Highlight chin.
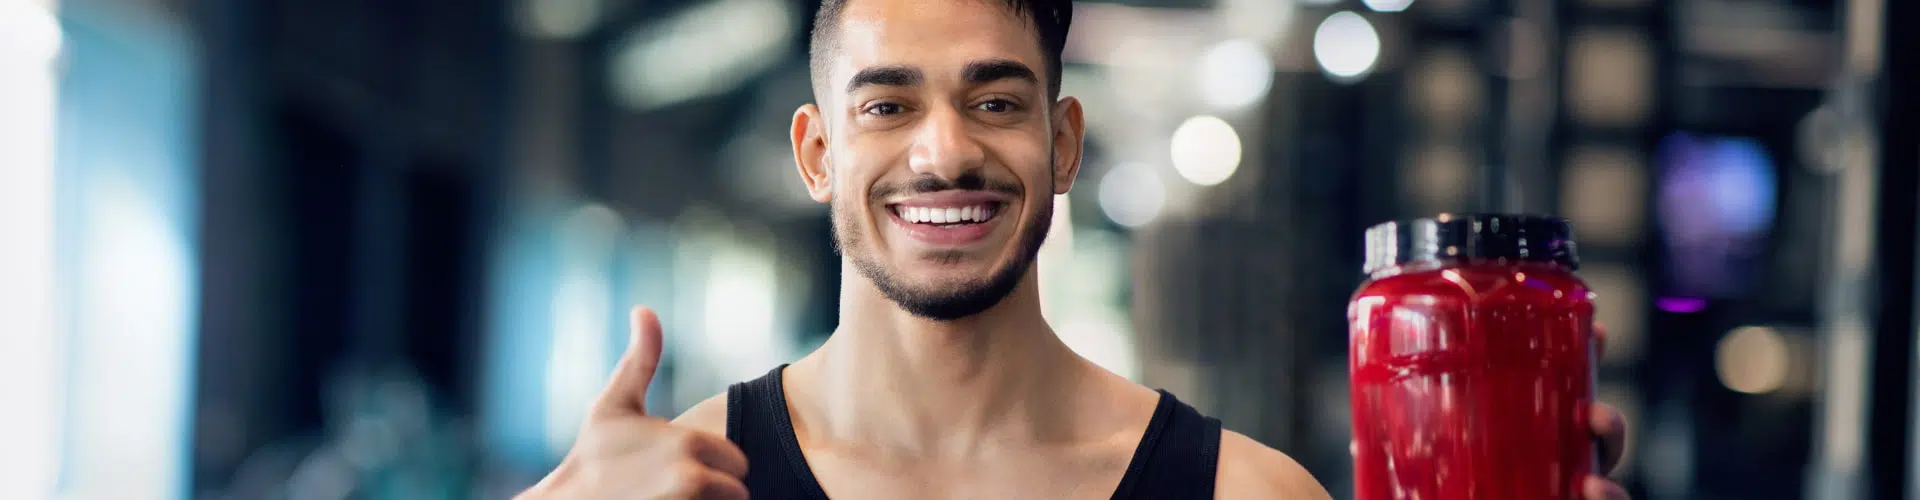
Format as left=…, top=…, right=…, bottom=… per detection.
left=864, top=251, right=1031, bottom=321
left=834, top=193, right=1051, bottom=321
left=903, top=267, right=1001, bottom=291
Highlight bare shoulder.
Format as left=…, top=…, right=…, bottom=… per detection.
left=1214, top=429, right=1333, bottom=499
left=668, top=392, right=730, bottom=435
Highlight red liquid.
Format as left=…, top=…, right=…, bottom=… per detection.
left=1349, top=261, right=1596, bottom=500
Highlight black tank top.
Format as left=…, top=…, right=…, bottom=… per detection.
left=725, top=365, right=1223, bottom=499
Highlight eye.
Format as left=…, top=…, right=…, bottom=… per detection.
left=975, top=99, right=1018, bottom=113
left=865, top=102, right=905, bottom=116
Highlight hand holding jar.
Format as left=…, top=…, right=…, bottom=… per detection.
left=1349, top=214, right=1630, bottom=500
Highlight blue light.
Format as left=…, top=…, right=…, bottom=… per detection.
left=1655, top=132, right=1780, bottom=298
left=52, top=3, right=203, bottom=498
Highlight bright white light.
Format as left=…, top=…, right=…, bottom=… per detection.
left=1059, top=316, right=1139, bottom=382
left=1364, top=0, right=1415, bottom=13
left=1099, top=163, right=1166, bottom=228
left=68, top=174, right=198, bottom=500
left=517, top=0, right=602, bottom=39
left=1037, top=194, right=1075, bottom=320
left=1313, top=11, right=1382, bottom=81
left=0, top=1, right=63, bottom=65
left=1716, top=325, right=1791, bottom=394
left=1197, top=39, right=1274, bottom=111
left=544, top=274, right=610, bottom=453
left=702, top=244, right=779, bottom=380
left=610, top=0, right=795, bottom=109
left=1169, top=115, right=1243, bottom=186
left=0, top=2, right=61, bottom=497
left=545, top=204, right=622, bottom=455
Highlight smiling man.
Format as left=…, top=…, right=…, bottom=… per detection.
left=521, top=1, right=1633, bottom=498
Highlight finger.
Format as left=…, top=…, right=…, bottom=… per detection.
left=592, top=306, right=665, bottom=417
left=1584, top=476, right=1630, bottom=500
left=1592, top=403, right=1627, bottom=473
left=1594, top=321, right=1609, bottom=358
left=689, top=430, right=751, bottom=479
left=690, top=467, right=750, bottom=500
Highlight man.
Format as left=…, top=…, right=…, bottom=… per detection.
left=521, top=0, right=1634, bottom=498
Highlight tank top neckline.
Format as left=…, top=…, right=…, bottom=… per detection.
left=725, top=364, right=1221, bottom=499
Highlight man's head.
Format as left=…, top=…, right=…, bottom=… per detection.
left=809, top=0, right=1071, bottom=103
left=789, top=0, right=1084, bottom=321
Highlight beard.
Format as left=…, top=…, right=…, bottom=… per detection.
left=831, top=173, right=1052, bottom=321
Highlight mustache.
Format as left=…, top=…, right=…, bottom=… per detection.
left=868, top=172, right=1024, bottom=202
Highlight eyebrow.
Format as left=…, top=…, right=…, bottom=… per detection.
left=843, top=59, right=1041, bottom=94
left=846, top=65, right=923, bottom=93
left=962, top=59, right=1038, bottom=86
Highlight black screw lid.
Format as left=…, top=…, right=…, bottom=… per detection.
left=1363, top=213, right=1580, bottom=276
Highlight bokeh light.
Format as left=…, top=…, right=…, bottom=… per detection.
left=1364, top=0, right=1416, bottom=13
left=1717, top=325, right=1791, bottom=395
left=1099, top=162, right=1166, bottom=228
left=1169, top=115, right=1243, bottom=186
left=1197, top=39, right=1274, bottom=111
left=1313, top=11, right=1382, bottom=81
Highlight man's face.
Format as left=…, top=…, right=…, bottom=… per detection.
left=797, top=0, right=1082, bottom=320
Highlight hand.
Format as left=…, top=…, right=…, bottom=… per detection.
left=1586, top=322, right=1630, bottom=500
left=1587, top=403, right=1629, bottom=499
left=519, top=307, right=750, bottom=500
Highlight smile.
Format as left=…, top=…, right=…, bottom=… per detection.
left=891, top=203, right=1001, bottom=226
left=884, top=191, right=1014, bottom=247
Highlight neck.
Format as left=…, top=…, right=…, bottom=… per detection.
left=785, top=260, right=1096, bottom=456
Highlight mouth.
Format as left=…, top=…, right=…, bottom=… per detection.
left=889, top=202, right=1003, bottom=227
left=884, top=192, right=1013, bottom=247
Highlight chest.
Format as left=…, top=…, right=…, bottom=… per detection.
left=799, top=443, right=1139, bottom=500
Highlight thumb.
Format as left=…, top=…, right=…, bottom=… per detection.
left=593, top=306, right=665, bottom=417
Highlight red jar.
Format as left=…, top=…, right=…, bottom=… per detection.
left=1349, top=214, right=1598, bottom=499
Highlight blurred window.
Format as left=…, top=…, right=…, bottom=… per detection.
left=8, top=2, right=204, bottom=498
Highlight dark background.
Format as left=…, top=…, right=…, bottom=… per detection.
left=11, top=0, right=1916, bottom=498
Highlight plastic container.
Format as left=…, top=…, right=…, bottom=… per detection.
left=1348, top=214, right=1598, bottom=499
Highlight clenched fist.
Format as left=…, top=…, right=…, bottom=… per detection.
left=518, top=307, right=750, bottom=500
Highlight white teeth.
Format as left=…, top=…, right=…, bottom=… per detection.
left=899, top=204, right=995, bottom=224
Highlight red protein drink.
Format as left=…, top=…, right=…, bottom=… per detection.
left=1349, top=214, right=1598, bottom=500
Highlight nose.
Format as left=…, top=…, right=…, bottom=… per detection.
left=907, top=106, right=986, bottom=180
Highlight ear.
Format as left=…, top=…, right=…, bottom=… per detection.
left=1048, top=96, right=1087, bottom=195
left=792, top=104, right=832, bottom=203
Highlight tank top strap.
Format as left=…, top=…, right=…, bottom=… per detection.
left=1109, top=390, right=1224, bottom=499
left=727, top=369, right=1223, bottom=499
left=726, top=364, right=831, bottom=499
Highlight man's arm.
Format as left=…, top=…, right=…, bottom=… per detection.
left=1214, top=430, right=1334, bottom=499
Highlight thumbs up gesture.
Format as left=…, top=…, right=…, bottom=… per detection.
left=519, top=307, right=750, bottom=500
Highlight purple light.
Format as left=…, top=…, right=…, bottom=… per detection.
left=1657, top=297, right=1708, bottom=313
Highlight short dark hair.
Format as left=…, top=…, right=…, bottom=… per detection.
left=808, top=0, right=1073, bottom=103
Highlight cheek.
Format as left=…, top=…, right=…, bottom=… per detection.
left=829, top=187, right=885, bottom=233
